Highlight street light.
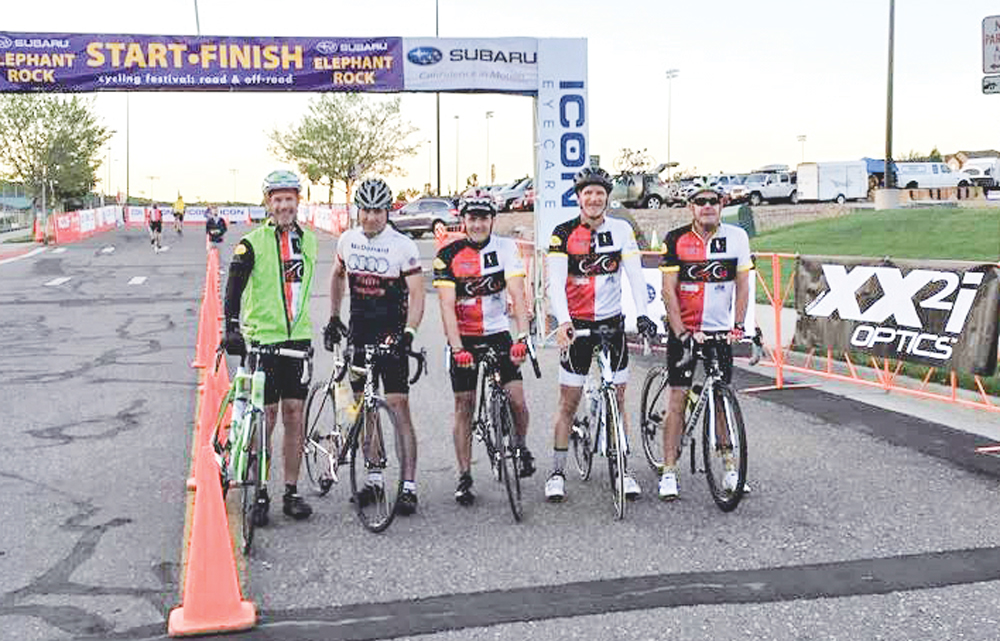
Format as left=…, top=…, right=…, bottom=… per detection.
left=147, top=175, right=159, bottom=203
left=797, top=134, right=807, bottom=163
left=454, top=115, right=460, bottom=195
left=425, top=140, right=433, bottom=194
left=229, top=168, right=238, bottom=203
left=485, top=110, right=494, bottom=185
left=665, top=68, right=680, bottom=176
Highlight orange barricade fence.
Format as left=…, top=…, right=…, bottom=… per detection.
left=751, top=252, right=1000, bottom=415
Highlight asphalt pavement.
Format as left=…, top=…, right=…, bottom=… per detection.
left=2, top=225, right=1000, bottom=641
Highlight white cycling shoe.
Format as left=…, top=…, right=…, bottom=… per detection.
left=545, top=472, right=566, bottom=502
left=623, top=474, right=641, bottom=500
left=722, top=469, right=752, bottom=494
left=658, top=471, right=679, bottom=501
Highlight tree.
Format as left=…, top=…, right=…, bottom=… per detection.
left=269, top=94, right=418, bottom=204
left=0, top=95, right=111, bottom=212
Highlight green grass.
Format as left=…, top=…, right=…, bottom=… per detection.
left=751, top=207, right=1000, bottom=307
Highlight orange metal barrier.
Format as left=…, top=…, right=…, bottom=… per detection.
left=751, top=252, right=1000, bottom=415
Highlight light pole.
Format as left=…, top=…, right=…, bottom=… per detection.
left=485, top=110, right=494, bottom=185
left=229, top=168, right=238, bottom=203
left=797, top=134, right=807, bottom=163
left=665, top=68, right=680, bottom=176
left=435, top=0, right=441, bottom=196
left=425, top=140, right=433, bottom=193
left=884, top=0, right=896, bottom=189
left=454, top=115, right=460, bottom=194
left=147, top=175, right=159, bottom=203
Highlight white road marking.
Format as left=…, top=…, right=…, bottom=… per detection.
left=100, top=246, right=115, bottom=254
left=128, top=276, right=147, bottom=285
left=158, top=245, right=170, bottom=253
left=51, top=247, right=67, bottom=254
left=0, top=246, right=47, bottom=266
left=44, top=277, right=71, bottom=287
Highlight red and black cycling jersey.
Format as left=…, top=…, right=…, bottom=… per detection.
left=433, top=235, right=525, bottom=336
left=659, top=222, right=753, bottom=332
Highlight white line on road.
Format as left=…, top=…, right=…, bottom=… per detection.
left=128, top=276, right=147, bottom=285
left=51, top=247, right=67, bottom=254
left=100, top=246, right=115, bottom=254
left=0, top=246, right=47, bottom=266
left=157, top=246, right=170, bottom=253
left=44, top=277, right=71, bottom=287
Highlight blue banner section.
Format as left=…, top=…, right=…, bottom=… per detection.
left=0, top=33, right=403, bottom=92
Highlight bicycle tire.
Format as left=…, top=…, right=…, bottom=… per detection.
left=348, top=398, right=402, bottom=533
left=570, top=414, right=593, bottom=481
left=686, top=385, right=702, bottom=475
left=603, top=388, right=626, bottom=520
left=303, top=383, right=339, bottom=496
left=477, top=402, right=500, bottom=482
left=211, top=389, right=235, bottom=498
left=639, top=366, right=669, bottom=473
left=702, top=383, right=748, bottom=512
left=492, top=389, right=522, bottom=522
left=240, top=412, right=264, bottom=554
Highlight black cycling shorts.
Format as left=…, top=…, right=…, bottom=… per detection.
left=257, top=339, right=311, bottom=405
left=350, top=341, right=410, bottom=395
left=450, top=332, right=523, bottom=393
left=560, top=315, right=628, bottom=386
left=149, top=221, right=162, bottom=233
left=666, top=330, right=733, bottom=388
left=175, top=213, right=184, bottom=221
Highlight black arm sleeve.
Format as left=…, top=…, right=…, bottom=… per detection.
left=224, top=240, right=254, bottom=323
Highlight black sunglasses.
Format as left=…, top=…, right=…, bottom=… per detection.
left=691, top=197, right=720, bottom=206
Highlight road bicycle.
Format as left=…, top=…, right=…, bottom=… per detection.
left=302, top=337, right=427, bottom=533
left=638, top=331, right=760, bottom=512
left=211, top=342, right=313, bottom=554
left=460, top=339, right=541, bottom=522
left=567, top=325, right=632, bottom=520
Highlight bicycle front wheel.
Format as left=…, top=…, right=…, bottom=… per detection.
left=303, top=383, right=340, bottom=496
left=240, top=413, right=264, bottom=554
left=639, top=366, right=669, bottom=473
left=348, top=398, right=402, bottom=533
left=492, top=389, right=522, bottom=523
left=570, top=413, right=593, bottom=481
left=702, top=383, right=748, bottom=512
left=604, top=388, right=626, bottom=520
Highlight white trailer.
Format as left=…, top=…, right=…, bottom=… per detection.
left=796, top=161, right=869, bottom=203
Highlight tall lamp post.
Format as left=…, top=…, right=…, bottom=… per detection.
left=147, top=175, right=159, bottom=203
left=425, top=140, right=433, bottom=193
left=884, top=0, right=896, bottom=189
left=435, top=0, right=442, bottom=195
left=665, top=68, right=680, bottom=175
left=485, top=110, right=494, bottom=185
left=454, top=115, right=460, bottom=194
left=797, top=134, right=807, bottom=163
left=229, top=168, right=238, bottom=203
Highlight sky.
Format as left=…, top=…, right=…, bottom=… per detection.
left=5, top=0, right=1000, bottom=203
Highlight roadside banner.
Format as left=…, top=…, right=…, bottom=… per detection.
left=185, top=206, right=208, bottom=223
left=401, top=38, right=537, bottom=93
left=248, top=207, right=266, bottom=222
left=126, top=206, right=145, bottom=225
left=795, top=256, right=1000, bottom=375
left=0, top=33, right=403, bottom=92
left=220, top=206, right=250, bottom=224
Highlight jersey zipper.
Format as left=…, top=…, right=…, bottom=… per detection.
left=274, top=229, right=293, bottom=339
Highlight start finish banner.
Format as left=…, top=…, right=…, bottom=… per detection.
left=0, top=33, right=403, bottom=91
left=794, top=256, right=1000, bottom=375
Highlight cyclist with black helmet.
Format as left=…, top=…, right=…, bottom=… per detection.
left=657, top=183, right=752, bottom=500
left=323, top=177, right=425, bottom=516
left=545, top=166, right=658, bottom=502
left=221, top=169, right=317, bottom=523
left=433, top=197, right=535, bottom=506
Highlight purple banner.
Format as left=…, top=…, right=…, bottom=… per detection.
left=0, top=33, right=403, bottom=92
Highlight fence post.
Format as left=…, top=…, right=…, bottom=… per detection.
left=772, top=253, right=784, bottom=388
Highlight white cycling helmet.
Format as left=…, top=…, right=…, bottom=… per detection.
left=262, top=170, right=301, bottom=195
left=354, top=178, right=393, bottom=210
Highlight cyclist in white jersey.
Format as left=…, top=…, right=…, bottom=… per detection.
left=657, top=183, right=752, bottom=500
left=544, top=167, right=658, bottom=502
left=323, top=178, right=425, bottom=516
left=433, top=197, right=535, bottom=506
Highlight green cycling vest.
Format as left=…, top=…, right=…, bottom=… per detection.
left=239, top=219, right=317, bottom=345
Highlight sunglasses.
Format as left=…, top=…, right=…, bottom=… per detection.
left=691, top=197, right=720, bottom=207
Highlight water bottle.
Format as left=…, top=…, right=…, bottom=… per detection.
left=335, top=380, right=353, bottom=414
left=250, top=368, right=266, bottom=410
left=229, top=366, right=250, bottom=435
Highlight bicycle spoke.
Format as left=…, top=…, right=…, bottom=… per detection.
left=702, top=384, right=748, bottom=512
left=303, top=383, right=341, bottom=496
left=349, top=399, right=403, bottom=533
left=640, top=366, right=669, bottom=473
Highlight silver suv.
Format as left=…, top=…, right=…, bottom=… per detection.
left=609, top=163, right=680, bottom=209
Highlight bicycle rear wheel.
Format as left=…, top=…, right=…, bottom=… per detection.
left=604, top=388, right=626, bottom=520
left=702, top=383, right=748, bottom=512
left=570, top=413, right=593, bottom=481
left=240, top=413, right=264, bottom=554
left=639, top=366, right=669, bottom=473
left=492, top=389, right=522, bottom=522
left=348, top=398, right=402, bottom=533
left=303, top=383, right=340, bottom=496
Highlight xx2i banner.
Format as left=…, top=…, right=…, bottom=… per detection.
left=794, top=256, right=1000, bottom=375
left=0, top=33, right=403, bottom=91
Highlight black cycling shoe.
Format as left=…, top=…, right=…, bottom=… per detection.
left=518, top=447, right=536, bottom=478
left=454, top=473, right=475, bottom=506
left=282, top=492, right=313, bottom=520
left=253, top=488, right=270, bottom=527
left=352, top=483, right=384, bottom=507
left=396, top=489, right=418, bottom=516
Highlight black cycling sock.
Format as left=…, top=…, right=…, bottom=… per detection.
left=284, top=483, right=297, bottom=496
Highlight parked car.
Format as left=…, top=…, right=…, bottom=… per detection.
left=895, top=162, right=972, bottom=189
left=389, top=197, right=460, bottom=238
left=511, top=180, right=534, bottom=211
left=744, top=170, right=798, bottom=205
left=709, top=174, right=750, bottom=203
left=959, top=157, right=999, bottom=188
left=609, top=163, right=679, bottom=209
left=493, top=177, right=532, bottom=212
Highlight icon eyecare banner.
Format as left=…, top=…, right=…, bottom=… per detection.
left=794, top=256, right=1000, bottom=375
left=0, top=33, right=404, bottom=91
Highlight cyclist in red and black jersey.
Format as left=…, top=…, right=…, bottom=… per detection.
left=544, top=167, right=658, bottom=502
left=657, top=183, right=752, bottom=500
left=433, top=197, right=535, bottom=506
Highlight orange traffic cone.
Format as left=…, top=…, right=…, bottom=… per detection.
left=169, top=445, right=256, bottom=636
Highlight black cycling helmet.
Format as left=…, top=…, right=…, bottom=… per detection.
left=460, top=197, right=497, bottom=217
left=573, top=167, right=614, bottom=194
left=354, top=178, right=393, bottom=210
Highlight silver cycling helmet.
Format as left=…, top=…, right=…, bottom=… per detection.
left=686, top=181, right=726, bottom=203
left=261, top=169, right=301, bottom=195
left=573, top=167, right=614, bottom=194
left=460, top=197, right=497, bottom=217
left=354, top=178, right=393, bottom=210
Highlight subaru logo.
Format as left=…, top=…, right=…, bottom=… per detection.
left=0, top=36, right=12, bottom=49
left=315, top=40, right=338, bottom=55
left=646, top=283, right=657, bottom=304
left=407, top=46, right=442, bottom=66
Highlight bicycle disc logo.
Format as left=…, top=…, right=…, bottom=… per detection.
left=347, top=254, right=390, bottom=274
